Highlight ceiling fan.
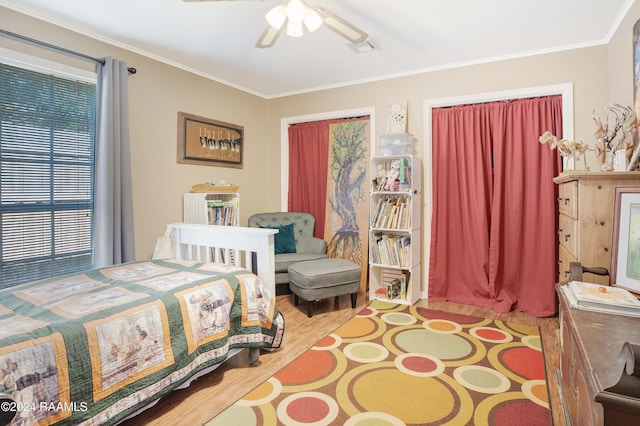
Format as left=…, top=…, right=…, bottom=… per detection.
left=182, top=0, right=369, bottom=48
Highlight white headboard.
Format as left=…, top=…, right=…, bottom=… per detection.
left=168, top=223, right=278, bottom=297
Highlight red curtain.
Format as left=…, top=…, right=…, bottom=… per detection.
left=429, top=96, right=562, bottom=317
left=288, top=117, right=370, bottom=240
left=288, top=120, right=332, bottom=238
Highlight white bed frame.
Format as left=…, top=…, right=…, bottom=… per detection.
left=169, top=222, right=278, bottom=297
left=118, top=223, right=279, bottom=424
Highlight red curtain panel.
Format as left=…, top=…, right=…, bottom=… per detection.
left=288, top=120, right=330, bottom=238
left=429, top=96, right=562, bottom=316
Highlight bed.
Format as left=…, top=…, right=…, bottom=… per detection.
left=0, top=223, right=284, bottom=426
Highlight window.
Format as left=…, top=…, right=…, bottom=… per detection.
left=0, top=61, right=97, bottom=289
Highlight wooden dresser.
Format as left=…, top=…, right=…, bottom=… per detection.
left=557, top=285, right=640, bottom=426
left=553, top=172, right=640, bottom=284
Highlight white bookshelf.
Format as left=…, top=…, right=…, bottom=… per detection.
left=183, top=192, right=239, bottom=226
left=369, top=148, right=421, bottom=305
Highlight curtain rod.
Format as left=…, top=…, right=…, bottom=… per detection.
left=0, top=29, right=137, bottom=74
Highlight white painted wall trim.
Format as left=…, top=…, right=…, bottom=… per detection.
left=421, top=83, right=574, bottom=300
left=0, top=47, right=97, bottom=83
left=279, top=106, right=376, bottom=211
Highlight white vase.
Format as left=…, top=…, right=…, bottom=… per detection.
left=601, top=151, right=614, bottom=171
left=613, top=150, right=628, bottom=171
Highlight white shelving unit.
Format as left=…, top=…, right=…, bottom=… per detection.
left=369, top=142, right=421, bottom=305
left=183, top=192, right=240, bottom=226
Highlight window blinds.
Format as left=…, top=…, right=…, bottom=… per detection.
left=0, top=62, right=96, bottom=289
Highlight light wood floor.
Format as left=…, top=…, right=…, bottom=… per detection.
left=123, top=293, right=564, bottom=426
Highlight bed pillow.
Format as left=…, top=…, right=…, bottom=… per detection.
left=260, top=223, right=297, bottom=254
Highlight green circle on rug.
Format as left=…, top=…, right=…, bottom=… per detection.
left=381, top=312, right=417, bottom=325
left=395, top=329, right=472, bottom=359
left=344, top=342, right=389, bottom=363
left=353, top=368, right=456, bottom=424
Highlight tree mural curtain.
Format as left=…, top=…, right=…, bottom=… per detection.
left=288, top=117, right=370, bottom=290
left=429, top=96, right=562, bottom=317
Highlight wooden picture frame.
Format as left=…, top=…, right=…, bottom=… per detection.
left=632, top=19, right=640, bottom=169
left=177, top=111, right=243, bottom=168
left=611, top=186, right=640, bottom=293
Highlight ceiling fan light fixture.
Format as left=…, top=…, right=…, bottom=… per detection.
left=265, top=4, right=287, bottom=30
left=286, top=0, right=307, bottom=22
left=304, top=9, right=323, bottom=32
left=255, top=1, right=368, bottom=48
left=286, top=19, right=304, bottom=38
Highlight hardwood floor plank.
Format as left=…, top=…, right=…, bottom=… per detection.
left=123, top=293, right=563, bottom=426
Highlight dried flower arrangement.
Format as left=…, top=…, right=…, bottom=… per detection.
left=592, top=104, right=639, bottom=171
left=538, top=132, right=589, bottom=171
left=539, top=104, right=640, bottom=172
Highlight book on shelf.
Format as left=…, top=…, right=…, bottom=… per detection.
left=207, top=200, right=237, bottom=226
left=371, top=197, right=410, bottom=230
left=561, top=281, right=640, bottom=317
left=370, top=233, right=411, bottom=267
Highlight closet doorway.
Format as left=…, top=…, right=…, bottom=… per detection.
left=280, top=107, right=375, bottom=292
left=423, top=84, right=573, bottom=316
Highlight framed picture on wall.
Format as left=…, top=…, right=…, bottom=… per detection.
left=177, top=111, right=243, bottom=168
left=632, top=19, right=640, bottom=169
left=612, top=187, right=640, bottom=294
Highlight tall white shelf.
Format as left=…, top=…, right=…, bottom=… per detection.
left=369, top=146, right=421, bottom=305
left=183, top=192, right=240, bottom=226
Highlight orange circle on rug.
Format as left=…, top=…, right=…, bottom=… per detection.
left=501, top=347, right=545, bottom=380
left=336, top=317, right=378, bottom=339
left=245, top=379, right=275, bottom=402
left=425, top=319, right=460, bottom=333
left=314, top=334, right=338, bottom=349
left=275, top=349, right=335, bottom=385
left=471, top=327, right=511, bottom=343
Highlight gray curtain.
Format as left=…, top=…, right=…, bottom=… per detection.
left=93, top=57, right=135, bottom=268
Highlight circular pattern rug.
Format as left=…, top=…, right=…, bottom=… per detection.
left=206, top=300, right=551, bottom=425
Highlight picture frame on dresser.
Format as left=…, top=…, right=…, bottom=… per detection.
left=612, top=186, right=640, bottom=293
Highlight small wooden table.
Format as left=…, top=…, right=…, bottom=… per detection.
left=557, top=284, right=640, bottom=425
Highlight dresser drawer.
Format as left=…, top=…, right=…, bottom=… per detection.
left=559, top=214, right=578, bottom=257
left=558, top=181, right=578, bottom=219
left=559, top=244, right=577, bottom=282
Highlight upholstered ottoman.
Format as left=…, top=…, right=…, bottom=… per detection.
left=288, top=258, right=361, bottom=317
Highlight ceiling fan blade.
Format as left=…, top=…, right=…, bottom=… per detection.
left=256, top=23, right=284, bottom=48
left=314, top=6, right=368, bottom=45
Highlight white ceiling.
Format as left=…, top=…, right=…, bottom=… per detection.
left=0, top=0, right=633, bottom=99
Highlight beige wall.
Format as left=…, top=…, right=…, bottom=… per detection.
left=2, top=5, right=637, bottom=273
left=609, top=0, right=640, bottom=106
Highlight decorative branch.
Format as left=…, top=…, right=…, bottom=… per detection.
left=592, top=104, right=639, bottom=170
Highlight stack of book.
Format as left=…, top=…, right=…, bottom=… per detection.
left=561, top=281, right=640, bottom=317
left=371, top=197, right=411, bottom=229
left=207, top=200, right=238, bottom=226
left=370, top=233, right=411, bottom=267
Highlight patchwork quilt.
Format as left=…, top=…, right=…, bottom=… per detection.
left=0, top=260, right=284, bottom=425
